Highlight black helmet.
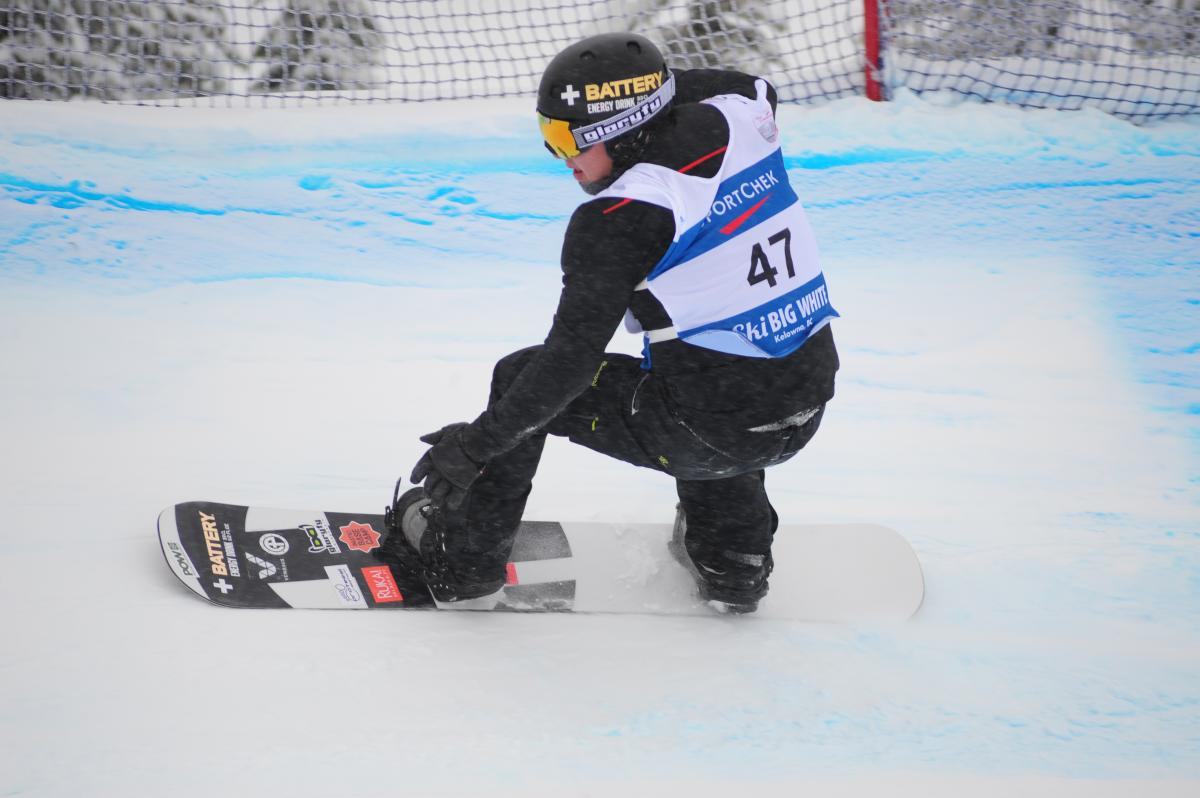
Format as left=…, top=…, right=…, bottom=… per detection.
left=537, top=32, right=674, bottom=159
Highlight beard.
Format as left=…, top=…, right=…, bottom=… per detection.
left=578, top=170, right=620, bottom=196
left=579, top=125, right=659, bottom=195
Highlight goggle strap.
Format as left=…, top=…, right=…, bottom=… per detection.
left=570, top=73, right=676, bottom=151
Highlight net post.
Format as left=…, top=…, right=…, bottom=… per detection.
left=864, top=0, right=885, bottom=102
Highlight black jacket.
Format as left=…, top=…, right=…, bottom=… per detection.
left=464, top=69, right=839, bottom=461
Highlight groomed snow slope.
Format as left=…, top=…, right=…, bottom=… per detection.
left=0, top=92, right=1197, bottom=796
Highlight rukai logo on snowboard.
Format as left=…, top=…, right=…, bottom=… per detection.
left=338, top=520, right=382, bottom=553
left=362, top=565, right=403, bottom=603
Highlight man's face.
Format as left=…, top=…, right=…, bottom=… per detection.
left=566, top=143, right=613, bottom=192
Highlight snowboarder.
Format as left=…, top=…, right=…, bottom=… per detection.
left=385, top=33, right=839, bottom=613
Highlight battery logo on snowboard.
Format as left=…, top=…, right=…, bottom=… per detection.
left=198, top=510, right=241, bottom=582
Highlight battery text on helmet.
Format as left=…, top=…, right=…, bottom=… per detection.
left=585, top=70, right=664, bottom=103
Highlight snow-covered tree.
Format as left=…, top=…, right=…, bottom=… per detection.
left=885, top=0, right=1073, bottom=59
left=617, top=0, right=787, bottom=78
left=250, top=0, right=383, bottom=93
left=1, top=0, right=119, bottom=99
left=78, top=0, right=240, bottom=97
left=886, top=0, right=1200, bottom=60
left=1112, top=0, right=1200, bottom=55
left=0, top=0, right=240, bottom=99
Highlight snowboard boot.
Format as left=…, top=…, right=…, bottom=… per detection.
left=382, top=484, right=508, bottom=609
left=668, top=504, right=773, bottom=614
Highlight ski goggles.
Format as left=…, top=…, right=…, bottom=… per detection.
left=539, top=114, right=586, bottom=159
left=538, top=72, right=676, bottom=159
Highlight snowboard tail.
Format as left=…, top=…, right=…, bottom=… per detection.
left=158, top=502, right=575, bottom=612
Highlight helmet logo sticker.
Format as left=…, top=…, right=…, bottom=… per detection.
left=560, top=84, right=580, bottom=106
left=584, top=71, right=663, bottom=103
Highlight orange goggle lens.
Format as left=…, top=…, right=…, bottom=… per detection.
left=538, top=114, right=582, bottom=159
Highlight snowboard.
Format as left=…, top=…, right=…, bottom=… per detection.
left=158, top=501, right=924, bottom=620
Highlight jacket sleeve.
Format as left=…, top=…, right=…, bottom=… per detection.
left=461, top=198, right=675, bottom=461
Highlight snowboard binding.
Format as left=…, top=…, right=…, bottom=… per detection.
left=381, top=479, right=507, bottom=609
left=668, top=505, right=772, bottom=614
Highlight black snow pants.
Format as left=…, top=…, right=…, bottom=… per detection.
left=440, top=346, right=826, bottom=569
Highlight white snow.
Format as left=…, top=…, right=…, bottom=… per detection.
left=0, top=91, right=1197, bottom=796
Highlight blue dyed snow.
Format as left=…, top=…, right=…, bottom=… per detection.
left=475, top=209, right=561, bottom=222
left=184, top=270, right=414, bottom=287
left=298, top=175, right=334, bottom=190
left=786, top=146, right=949, bottom=170
left=426, top=186, right=464, bottom=201
left=384, top=211, right=435, bottom=226
left=1, top=172, right=229, bottom=216
left=1, top=169, right=304, bottom=216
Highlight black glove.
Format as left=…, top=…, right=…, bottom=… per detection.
left=409, top=422, right=486, bottom=509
